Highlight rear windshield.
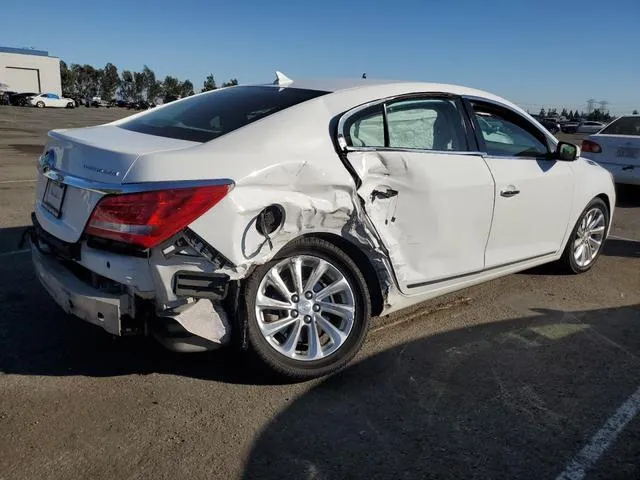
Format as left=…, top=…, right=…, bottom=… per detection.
left=601, top=116, right=640, bottom=136
left=118, top=86, right=329, bottom=142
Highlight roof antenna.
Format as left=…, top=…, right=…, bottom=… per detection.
left=362, top=73, right=367, bottom=79
left=274, top=71, right=293, bottom=85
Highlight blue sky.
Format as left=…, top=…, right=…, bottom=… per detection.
left=2, top=0, right=639, bottom=113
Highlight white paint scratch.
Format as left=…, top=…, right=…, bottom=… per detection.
left=0, top=249, right=29, bottom=258
left=0, top=179, right=36, bottom=184
left=556, top=385, right=640, bottom=480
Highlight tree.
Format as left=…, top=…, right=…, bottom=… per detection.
left=180, top=80, right=194, bottom=97
left=162, top=75, right=181, bottom=102
left=568, top=110, right=574, bottom=119
left=539, top=108, right=546, bottom=118
left=133, top=71, right=145, bottom=101
left=633, top=110, right=638, bottom=115
left=141, top=65, right=160, bottom=103
left=60, top=61, right=78, bottom=96
left=561, top=108, right=568, bottom=118
left=221, top=78, right=238, bottom=87
left=100, top=63, right=119, bottom=100
left=71, top=64, right=100, bottom=99
left=119, top=70, right=135, bottom=102
left=202, top=74, right=217, bottom=92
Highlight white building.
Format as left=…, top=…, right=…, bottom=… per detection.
left=0, top=46, right=61, bottom=95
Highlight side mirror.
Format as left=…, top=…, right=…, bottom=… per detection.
left=556, top=141, right=579, bottom=161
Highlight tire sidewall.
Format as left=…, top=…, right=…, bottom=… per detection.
left=245, top=238, right=371, bottom=379
left=566, top=198, right=609, bottom=273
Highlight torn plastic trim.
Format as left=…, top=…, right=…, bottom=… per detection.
left=162, top=228, right=234, bottom=270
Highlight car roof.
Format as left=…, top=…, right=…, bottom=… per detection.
left=258, top=77, right=502, bottom=99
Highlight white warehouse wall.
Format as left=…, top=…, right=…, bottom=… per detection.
left=0, top=51, right=61, bottom=95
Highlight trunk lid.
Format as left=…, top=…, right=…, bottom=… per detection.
left=35, top=125, right=199, bottom=243
left=589, top=134, right=640, bottom=167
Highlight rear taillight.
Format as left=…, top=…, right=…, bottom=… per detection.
left=85, top=184, right=231, bottom=248
left=582, top=140, right=602, bottom=153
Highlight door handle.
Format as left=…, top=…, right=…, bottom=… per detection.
left=370, top=188, right=398, bottom=202
left=500, top=187, right=520, bottom=198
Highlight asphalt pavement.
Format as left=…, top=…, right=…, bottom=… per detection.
left=0, top=107, right=639, bottom=480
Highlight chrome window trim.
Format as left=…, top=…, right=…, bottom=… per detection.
left=42, top=168, right=234, bottom=194
left=342, top=145, right=486, bottom=156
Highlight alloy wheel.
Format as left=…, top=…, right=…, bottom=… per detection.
left=254, top=255, right=355, bottom=361
left=573, top=207, right=606, bottom=268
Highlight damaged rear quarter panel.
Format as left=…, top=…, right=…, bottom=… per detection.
left=127, top=92, right=410, bottom=312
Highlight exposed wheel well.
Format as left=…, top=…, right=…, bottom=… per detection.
left=301, top=232, right=385, bottom=317
left=596, top=193, right=611, bottom=218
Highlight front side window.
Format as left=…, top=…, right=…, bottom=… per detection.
left=119, top=86, right=328, bottom=142
left=471, top=102, right=550, bottom=157
left=601, top=116, right=640, bottom=136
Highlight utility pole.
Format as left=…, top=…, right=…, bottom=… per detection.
left=598, top=100, right=609, bottom=114
left=587, top=99, right=596, bottom=114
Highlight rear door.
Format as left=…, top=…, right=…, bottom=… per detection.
left=339, top=94, right=495, bottom=293
left=467, top=100, right=574, bottom=267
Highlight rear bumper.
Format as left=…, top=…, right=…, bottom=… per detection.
left=31, top=241, right=132, bottom=336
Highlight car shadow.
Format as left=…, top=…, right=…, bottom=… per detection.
left=241, top=304, right=640, bottom=480
left=616, top=184, right=640, bottom=207
left=602, top=238, right=640, bottom=259
left=0, top=225, right=29, bottom=255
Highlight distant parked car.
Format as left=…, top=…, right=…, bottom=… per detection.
left=576, top=121, right=606, bottom=134
left=561, top=120, right=581, bottom=133
left=582, top=115, right=640, bottom=185
left=29, top=93, right=75, bottom=108
left=90, top=97, right=110, bottom=108
left=9, top=92, right=40, bottom=106
left=539, top=118, right=561, bottom=134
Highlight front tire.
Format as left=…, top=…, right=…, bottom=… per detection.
left=245, top=237, right=371, bottom=381
left=559, top=198, right=609, bottom=273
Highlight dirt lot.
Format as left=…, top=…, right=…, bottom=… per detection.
left=0, top=106, right=639, bottom=480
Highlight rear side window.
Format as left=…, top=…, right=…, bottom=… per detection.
left=601, top=117, right=640, bottom=136
left=343, top=96, right=469, bottom=151
left=119, top=86, right=329, bottom=142
left=386, top=98, right=468, bottom=151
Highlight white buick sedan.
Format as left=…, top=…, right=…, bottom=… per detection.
left=30, top=74, right=615, bottom=379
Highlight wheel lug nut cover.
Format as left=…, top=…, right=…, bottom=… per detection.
left=305, top=291, right=313, bottom=299
left=291, top=310, right=298, bottom=317
left=313, top=304, right=320, bottom=312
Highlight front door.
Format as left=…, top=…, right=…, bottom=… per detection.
left=468, top=100, right=574, bottom=267
left=340, top=95, right=495, bottom=294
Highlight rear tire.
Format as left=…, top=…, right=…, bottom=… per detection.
left=244, top=237, right=371, bottom=381
left=558, top=198, right=609, bottom=273
left=36, top=101, right=44, bottom=108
